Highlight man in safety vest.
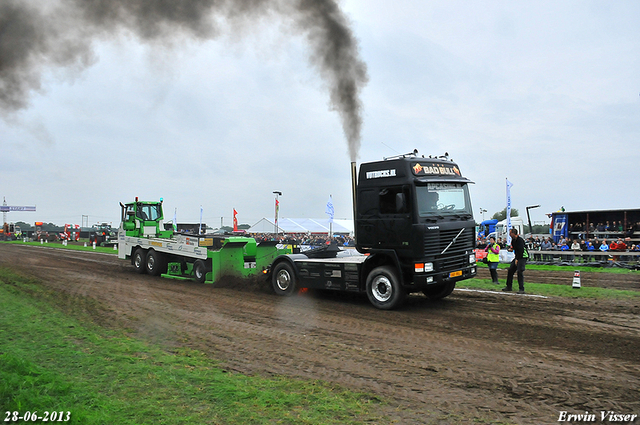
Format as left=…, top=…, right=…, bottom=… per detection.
left=485, top=236, right=500, bottom=284
left=503, top=228, right=528, bottom=294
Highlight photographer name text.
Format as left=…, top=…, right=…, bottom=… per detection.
left=558, top=411, right=637, bottom=422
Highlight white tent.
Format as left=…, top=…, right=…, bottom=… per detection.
left=248, top=218, right=353, bottom=234
left=247, top=218, right=283, bottom=234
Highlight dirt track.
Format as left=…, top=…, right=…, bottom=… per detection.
left=2, top=243, right=639, bottom=424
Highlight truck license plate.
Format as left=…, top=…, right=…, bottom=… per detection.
left=449, top=270, right=462, bottom=278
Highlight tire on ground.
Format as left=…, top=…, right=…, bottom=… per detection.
left=145, top=249, right=166, bottom=276
left=193, top=260, right=207, bottom=284
left=423, top=281, right=456, bottom=300
left=272, top=262, right=297, bottom=296
left=365, top=266, right=406, bottom=310
left=133, top=248, right=147, bottom=274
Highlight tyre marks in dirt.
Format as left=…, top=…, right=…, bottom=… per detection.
left=476, top=267, right=640, bottom=291
left=2, top=244, right=639, bottom=424
left=417, top=292, right=640, bottom=417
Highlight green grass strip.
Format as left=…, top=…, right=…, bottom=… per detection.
left=460, top=277, right=640, bottom=299
left=476, top=261, right=639, bottom=274
left=2, top=240, right=117, bottom=254
left=0, top=267, right=380, bottom=424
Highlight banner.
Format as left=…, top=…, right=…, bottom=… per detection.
left=233, top=208, right=238, bottom=232
left=199, top=205, right=203, bottom=235
left=275, top=199, right=279, bottom=227
left=0, top=206, right=36, bottom=212
left=506, top=179, right=513, bottom=244
left=325, top=195, right=334, bottom=223
left=173, top=208, right=178, bottom=232
left=552, top=214, right=568, bottom=243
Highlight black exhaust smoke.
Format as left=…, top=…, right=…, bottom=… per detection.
left=0, top=0, right=368, bottom=160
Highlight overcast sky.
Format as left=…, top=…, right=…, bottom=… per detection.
left=2, top=0, right=639, bottom=229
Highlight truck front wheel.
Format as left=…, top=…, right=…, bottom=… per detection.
left=272, top=262, right=296, bottom=296
left=423, top=281, right=455, bottom=300
left=133, top=249, right=147, bottom=274
left=366, top=266, right=405, bottom=310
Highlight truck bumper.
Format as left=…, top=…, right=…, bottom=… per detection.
left=412, top=265, right=477, bottom=288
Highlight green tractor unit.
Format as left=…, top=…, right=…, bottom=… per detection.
left=89, top=223, right=117, bottom=246
left=117, top=198, right=289, bottom=283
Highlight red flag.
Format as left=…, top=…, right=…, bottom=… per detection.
left=233, top=208, right=238, bottom=231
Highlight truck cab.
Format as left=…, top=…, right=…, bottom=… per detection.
left=492, top=217, right=524, bottom=242
left=355, top=153, right=476, bottom=297
left=120, top=199, right=173, bottom=239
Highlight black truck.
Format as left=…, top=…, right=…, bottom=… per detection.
left=268, top=151, right=477, bottom=309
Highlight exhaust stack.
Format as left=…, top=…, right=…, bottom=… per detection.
left=351, top=161, right=357, bottom=241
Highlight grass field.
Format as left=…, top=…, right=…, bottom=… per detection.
left=471, top=263, right=639, bottom=298
left=476, top=261, right=639, bottom=274
left=0, top=267, right=381, bottom=424
left=458, top=278, right=640, bottom=299
left=3, top=240, right=118, bottom=255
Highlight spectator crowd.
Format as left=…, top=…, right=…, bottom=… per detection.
left=250, top=233, right=354, bottom=247
left=476, top=234, right=640, bottom=263
left=568, top=221, right=640, bottom=239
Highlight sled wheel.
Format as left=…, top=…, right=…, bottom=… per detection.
left=193, top=260, right=207, bottom=283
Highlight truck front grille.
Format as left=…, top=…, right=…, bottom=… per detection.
left=424, top=227, right=474, bottom=258
left=440, top=252, right=468, bottom=270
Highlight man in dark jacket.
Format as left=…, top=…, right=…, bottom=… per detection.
left=503, top=228, right=528, bottom=294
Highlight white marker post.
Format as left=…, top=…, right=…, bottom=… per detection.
left=572, top=270, right=581, bottom=289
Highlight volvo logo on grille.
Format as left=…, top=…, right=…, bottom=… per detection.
left=440, top=228, right=465, bottom=255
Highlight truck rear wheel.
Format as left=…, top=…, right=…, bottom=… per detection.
left=423, top=281, right=456, bottom=300
left=145, top=250, right=165, bottom=276
left=366, top=266, right=405, bottom=310
left=133, top=249, right=147, bottom=274
left=272, top=262, right=296, bottom=296
left=193, top=260, right=207, bottom=283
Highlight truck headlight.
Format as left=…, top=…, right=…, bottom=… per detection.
left=469, top=254, right=476, bottom=264
left=414, top=262, right=434, bottom=273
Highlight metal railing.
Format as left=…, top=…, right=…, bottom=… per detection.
left=528, top=250, right=640, bottom=266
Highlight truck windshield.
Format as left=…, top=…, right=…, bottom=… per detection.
left=137, top=204, right=162, bottom=221
left=416, top=183, right=472, bottom=217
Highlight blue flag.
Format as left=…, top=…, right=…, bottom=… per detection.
left=325, top=195, right=334, bottom=223
left=173, top=208, right=178, bottom=232
left=506, top=179, right=513, bottom=244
